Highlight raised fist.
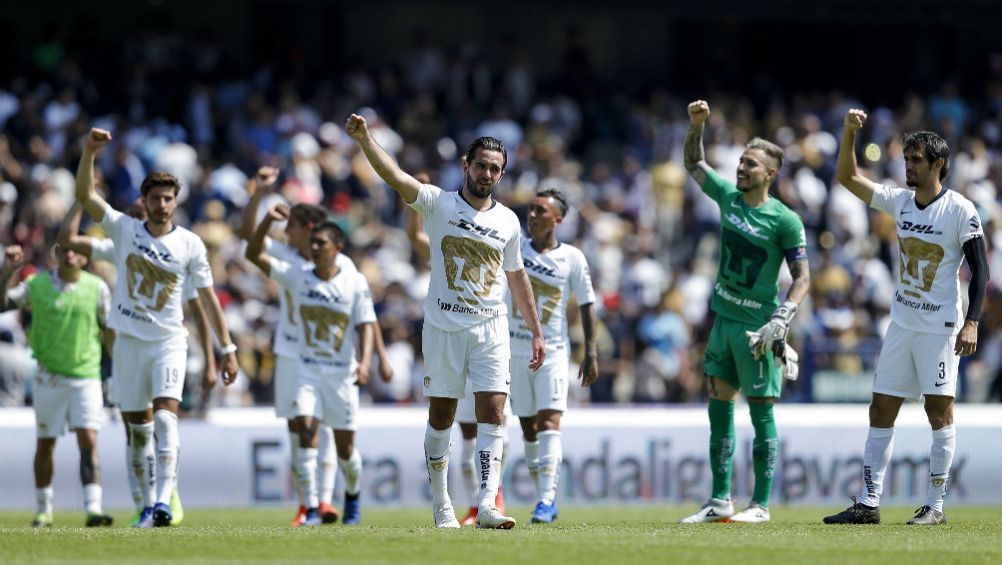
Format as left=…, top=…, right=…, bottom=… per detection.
left=3, top=244, right=23, bottom=272
left=688, top=100, right=710, bottom=126
left=84, top=128, right=112, bottom=152
left=267, top=204, right=290, bottom=222
left=344, top=114, right=369, bottom=141
left=844, top=109, right=867, bottom=132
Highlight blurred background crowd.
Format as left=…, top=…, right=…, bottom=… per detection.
left=1, top=1, right=1001, bottom=412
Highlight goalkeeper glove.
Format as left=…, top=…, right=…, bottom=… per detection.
left=747, top=301, right=798, bottom=360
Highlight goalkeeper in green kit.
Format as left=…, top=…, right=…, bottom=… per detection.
left=679, top=100, right=811, bottom=523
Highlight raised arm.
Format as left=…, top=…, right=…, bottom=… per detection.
left=75, top=128, right=113, bottom=222
left=578, top=302, right=599, bottom=387
left=0, top=245, right=24, bottom=312
left=238, top=166, right=279, bottom=240
left=344, top=114, right=422, bottom=203
left=684, top=100, right=715, bottom=187
left=187, top=297, right=217, bottom=394
left=836, top=109, right=881, bottom=205
left=244, top=204, right=289, bottom=275
left=58, top=202, right=95, bottom=257
left=506, top=269, right=546, bottom=370
left=195, top=286, right=239, bottom=386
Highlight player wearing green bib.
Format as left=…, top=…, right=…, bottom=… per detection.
left=1, top=243, right=114, bottom=528
left=678, top=100, right=811, bottom=524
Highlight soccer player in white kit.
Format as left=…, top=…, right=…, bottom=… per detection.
left=824, top=110, right=990, bottom=525
left=240, top=167, right=387, bottom=525
left=246, top=206, right=376, bottom=527
left=404, top=180, right=510, bottom=527
left=509, top=188, right=599, bottom=524
left=58, top=200, right=214, bottom=526
left=347, top=114, right=545, bottom=529
left=75, top=128, right=240, bottom=528
left=1, top=243, right=114, bottom=528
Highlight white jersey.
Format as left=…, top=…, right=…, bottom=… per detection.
left=871, top=186, right=984, bottom=335
left=99, top=204, right=213, bottom=341
left=507, top=239, right=595, bottom=356
left=268, top=259, right=375, bottom=378
left=91, top=237, right=198, bottom=302
left=409, top=184, right=523, bottom=332
left=264, top=237, right=357, bottom=358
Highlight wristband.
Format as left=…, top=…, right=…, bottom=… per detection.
left=771, top=301, right=798, bottom=324
left=220, top=343, right=238, bottom=355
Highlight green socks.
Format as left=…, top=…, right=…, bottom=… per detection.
left=708, top=398, right=736, bottom=500
left=749, top=402, right=778, bottom=507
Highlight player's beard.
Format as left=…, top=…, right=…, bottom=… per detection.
left=146, top=206, right=173, bottom=225
left=465, top=172, right=495, bottom=200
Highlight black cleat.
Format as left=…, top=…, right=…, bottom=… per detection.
left=906, top=506, right=946, bottom=525
left=85, top=513, right=114, bottom=527
left=823, top=497, right=880, bottom=524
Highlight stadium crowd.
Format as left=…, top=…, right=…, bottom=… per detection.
left=1, top=27, right=1001, bottom=411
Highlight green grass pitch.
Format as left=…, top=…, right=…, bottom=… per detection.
left=1, top=506, right=999, bottom=565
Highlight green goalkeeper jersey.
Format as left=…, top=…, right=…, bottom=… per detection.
left=702, top=168, right=807, bottom=326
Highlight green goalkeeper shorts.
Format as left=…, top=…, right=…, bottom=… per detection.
left=703, top=316, right=782, bottom=398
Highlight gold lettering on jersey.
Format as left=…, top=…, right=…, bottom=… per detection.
left=300, top=305, right=350, bottom=355
left=513, top=276, right=562, bottom=325
left=284, top=289, right=297, bottom=325
left=125, top=254, right=178, bottom=312
left=898, top=237, right=945, bottom=298
left=441, top=235, right=501, bottom=303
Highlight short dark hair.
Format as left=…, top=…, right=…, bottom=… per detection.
left=537, top=187, right=569, bottom=217
left=746, top=138, right=784, bottom=172
left=465, top=137, right=507, bottom=170
left=903, top=131, right=950, bottom=181
left=290, top=203, right=327, bottom=227
left=313, top=221, right=345, bottom=247
left=140, top=171, right=181, bottom=197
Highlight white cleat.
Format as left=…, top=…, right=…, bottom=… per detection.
left=679, top=497, right=735, bottom=524
left=433, top=502, right=461, bottom=529
left=729, top=503, right=771, bottom=523
left=475, top=505, right=516, bottom=529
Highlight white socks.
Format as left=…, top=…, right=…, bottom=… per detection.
left=154, top=410, right=180, bottom=506
left=36, top=486, right=53, bottom=515
left=424, top=424, right=452, bottom=506
left=460, top=437, right=477, bottom=508
left=295, top=447, right=319, bottom=509
left=83, top=483, right=102, bottom=515
left=475, top=423, right=504, bottom=510
left=288, top=431, right=303, bottom=506
left=927, top=424, right=956, bottom=512
left=125, top=446, right=143, bottom=511
left=128, top=421, right=156, bottom=508
left=859, top=426, right=894, bottom=507
left=339, top=449, right=362, bottom=496
left=524, top=440, right=540, bottom=497
left=537, top=430, right=562, bottom=504
left=318, top=427, right=337, bottom=504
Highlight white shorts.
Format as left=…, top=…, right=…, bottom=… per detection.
left=113, top=333, right=188, bottom=412
left=274, top=354, right=305, bottom=420
left=291, top=380, right=322, bottom=420
left=33, top=369, right=104, bottom=438
left=422, top=316, right=511, bottom=399
left=319, top=377, right=359, bottom=431
left=874, top=322, right=959, bottom=399
left=510, top=350, right=569, bottom=418
left=455, top=377, right=513, bottom=424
